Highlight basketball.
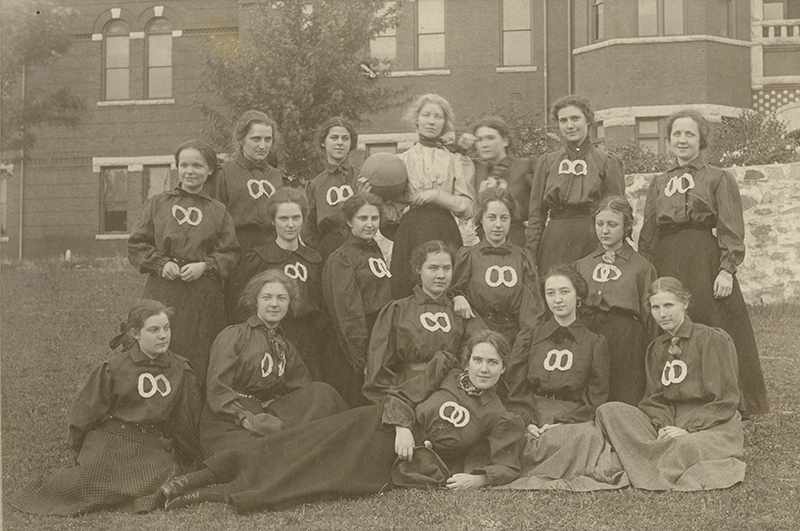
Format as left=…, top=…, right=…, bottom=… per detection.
left=361, top=153, right=408, bottom=200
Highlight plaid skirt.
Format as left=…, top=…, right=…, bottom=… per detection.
left=9, top=418, right=179, bottom=515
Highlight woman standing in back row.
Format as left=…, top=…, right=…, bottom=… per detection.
left=638, top=109, right=768, bottom=416
left=526, top=95, right=625, bottom=273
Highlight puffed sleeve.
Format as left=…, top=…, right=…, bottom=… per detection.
left=363, top=300, right=401, bottom=404
left=714, top=170, right=746, bottom=275
left=163, top=358, right=203, bottom=467
left=467, top=412, right=526, bottom=486
left=603, top=152, right=625, bottom=196
left=555, top=334, right=610, bottom=424
left=323, top=251, right=371, bottom=370
left=205, top=208, right=240, bottom=281
left=127, top=197, right=169, bottom=275
left=280, top=340, right=314, bottom=393
left=205, top=326, right=249, bottom=426
left=381, top=350, right=459, bottom=429
left=450, top=152, right=476, bottom=219
left=637, top=176, right=660, bottom=264
left=525, top=153, right=551, bottom=258
left=66, top=361, right=113, bottom=453
left=450, top=245, right=473, bottom=298
left=679, top=329, right=740, bottom=432
left=518, top=248, right=546, bottom=329
left=504, top=328, right=537, bottom=425
left=638, top=340, right=675, bottom=430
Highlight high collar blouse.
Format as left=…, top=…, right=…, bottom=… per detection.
left=452, top=238, right=544, bottom=328
left=303, top=160, right=360, bottom=247
left=474, top=156, right=535, bottom=223
left=525, top=140, right=625, bottom=257
left=66, top=343, right=201, bottom=460
left=398, top=142, right=476, bottom=219
left=127, top=186, right=240, bottom=281
left=205, top=315, right=312, bottom=427
left=363, top=284, right=487, bottom=404
left=639, top=317, right=740, bottom=432
left=573, top=242, right=657, bottom=320
left=506, top=317, right=609, bottom=425
left=637, top=154, right=746, bottom=274
left=322, top=233, right=393, bottom=369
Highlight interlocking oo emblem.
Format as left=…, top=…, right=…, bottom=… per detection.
left=592, top=263, right=622, bottom=283
left=439, top=401, right=470, bottom=428
left=325, top=185, right=354, bottom=206
left=664, top=173, right=695, bottom=197
left=485, top=266, right=518, bottom=288
left=261, top=352, right=286, bottom=378
left=171, top=205, right=202, bottom=226
left=368, top=257, right=391, bottom=278
left=284, top=262, right=308, bottom=282
left=661, top=360, right=688, bottom=386
left=558, top=159, right=588, bottom=176
left=543, top=349, right=574, bottom=371
left=247, top=179, right=276, bottom=199
left=137, top=373, right=171, bottom=398
left=420, top=312, right=451, bottom=332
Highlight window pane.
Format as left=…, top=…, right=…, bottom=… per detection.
left=145, top=166, right=173, bottom=199
left=148, top=67, right=172, bottom=99
left=418, top=34, right=445, bottom=68
left=148, top=18, right=171, bottom=33
left=638, top=138, right=660, bottom=154
left=371, top=35, right=397, bottom=62
left=102, top=168, right=128, bottom=232
left=148, top=34, right=171, bottom=67
left=367, top=144, right=397, bottom=157
left=664, top=0, right=684, bottom=35
left=763, top=2, right=785, bottom=20
left=638, top=119, right=660, bottom=135
left=106, top=20, right=128, bottom=35
left=595, top=123, right=605, bottom=140
left=418, top=0, right=444, bottom=34
left=106, top=35, right=129, bottom=68
left=105, top=69, right=129, bottom=100
left=638, top=0, right=657, bottom=36
left=594, top=1, right=605, bottom=41
left=504, top=0, right=531, bottom=31
left=504, top=31, right=531, bottom=66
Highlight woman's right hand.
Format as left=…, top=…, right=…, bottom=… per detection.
left=453, top=295, right=476, bottom=319
left=161, top=261, right=180, bottom=280
left=394, top=426, right=415, bottom=461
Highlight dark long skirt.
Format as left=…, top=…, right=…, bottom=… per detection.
left=282, top=311, right=324, bottom=381
left=142, top=273, right=226, bottom=384
left=538, top=215, right=597, bottom=273
left=199, top=381, right=349, bottom=458
left=654, top=229, right=769, bottom=415
left=9, top=418, right=179, bottom=515
left=583, top=309, right=649, bottom=406
left=390, top=205, right=463, bottom=299
left=204, top=405, right=398, bottom=513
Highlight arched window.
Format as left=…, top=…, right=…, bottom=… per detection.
left=103, top=20, right=130, bottom=100
left=146, top=18, right=172, bottom=98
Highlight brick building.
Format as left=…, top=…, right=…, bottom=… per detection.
left=2, top=0, right=799, bottom=260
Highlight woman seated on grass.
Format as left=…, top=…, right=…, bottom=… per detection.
left=596, top=277, right=745, bottom=490
left=9, top=300, right=202, bottom=515
left=159, top=330, right=526, bottom=512
left=199, top=269, right=348, bottom=458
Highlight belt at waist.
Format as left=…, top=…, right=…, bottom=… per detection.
left=550, top=206, right=592, bottom=219
left=484, top=310, right=516, bottom=324
left=659, top=222, right=712, bottom=238
left=105, top=416, right=164, bottom=437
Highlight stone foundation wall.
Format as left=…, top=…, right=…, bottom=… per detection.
left=627, top=162, right=800, bottom=305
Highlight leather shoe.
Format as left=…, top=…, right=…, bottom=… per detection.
left=160, top=475, right=190, bottom=503
left=165, top=490, right=209, bottom=510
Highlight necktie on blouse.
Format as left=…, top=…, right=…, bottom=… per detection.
left=480, top=245, right=512, bottom=256
left=668, top=336, right=682, bottom=358
left=551, top=326, right=573, bottom=345
left=602, top=250, right=616, bottom=264
left=457, top=369, right=484, bottom=396
left=267, top=328, right=288, bottom=374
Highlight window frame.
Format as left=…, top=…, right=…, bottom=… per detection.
left=102, top=20, right=130, bottom=101
left=366, top=143, right=398, bottom=158
left=501, top=0, right=533, bottom=66
left=99, top=166, right=129, bottom=234
left=635, top=117, right=667, bottom=155
left=370, top=2, right=398, bottom=69
left=416, top=0, right=446, bottom=70
left=592, top=0, right=605, bottom=43
left=145, top=17, right=173, bottom=99
left=636, top=0, right=685, bottom=37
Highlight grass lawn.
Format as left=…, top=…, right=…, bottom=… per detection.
left=2, top=261, right=799, bottom=531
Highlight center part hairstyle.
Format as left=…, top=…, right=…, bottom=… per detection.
left=473, top=186, right=518, bottom=228
left=666, top=109, right=710, bottom=150
left=461, top=329, right=511, bottom=369
left=232, top=110, right=278, bottom=149
left=541, top=264, right=589, bottom=304
left=316, top=117, right=359, bottom=153
left=648, top=276, right=692, bottom=308
left=175, top=139, right=218, bottom=173
left=551, top=95, right=595, bottom=125
left=410, top=240, right=456, bottom=276
left=340, top=191, right=384, bottom=224
left=239, top=269, right=301, bottom=318
left=109, top=299, right=174, bottom=351
left=594, top=195, right=635, bottom=241
left=403, top=93, right=456, bottom=137
left=265, top=187, right=309, bottom=225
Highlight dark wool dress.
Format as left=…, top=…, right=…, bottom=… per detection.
left=9, top=345, right=202, bottom=515
left=638, top=155, right=769, bottom=415
left=526, top=137, right=625, bottom=272
left=128, top=186, right=240, bottom=383
left=201, top=352, right=525, bottom=513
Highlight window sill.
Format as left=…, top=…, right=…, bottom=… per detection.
left=97, top=99, right=175, bottom=107
left=573, top=35, right=749, bottom=54
left=0, top=236, right=8, bottom=243
left=95, top=233, right=130, bottom=240
left=496, top=66, right=538, bottom=73
left=386, top=69, right=450, bottom=78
